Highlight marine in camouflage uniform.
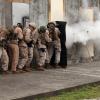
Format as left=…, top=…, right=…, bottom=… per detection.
left=47, top=22, right=61, bottom=67
left=15, top=23, right=28, bottom=72
left=24, top=22, right=38, bottom=71
left=7, top=27, right=19, bottom=74
left=0, top=28, right=9, bottom=74
left=36, top=26, right=52, bottom=71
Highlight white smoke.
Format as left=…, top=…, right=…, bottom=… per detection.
left=81, top=0, right=89, bottom=8
left=65, top=0, right=100, bottom=49
left=66, top=21, right=100, bottom=48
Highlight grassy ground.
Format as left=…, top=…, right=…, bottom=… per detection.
left=35, top=84, right=100, bottom=100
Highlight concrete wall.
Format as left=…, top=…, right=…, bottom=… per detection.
left=0, top=0, right=6, bottom=27
left=5, top=1, right=12, bottom=27
left=29, top=0, right=48, bottom=27
left=65, top=0, right=95, bottom=62
left=64, top=0, right=80, bottom=24
left=0, top=0, right=48, bottom=27
left=0, top=0, right=12, bottom=27
left=12, top=3, right=29, bottom=25
left=50, top=0, right=64, bottom=21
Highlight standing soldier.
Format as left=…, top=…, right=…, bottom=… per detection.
left=0, top=28, right=9, bottom=74
left=7, top=27, right=19, bottom=74
left=36, top=26, right=52, bottom=71
left=15, top=23, right=28, bottom=72
left=47, top=22, right=61, bottom=68
left=24, top=22, right=38, bottom=71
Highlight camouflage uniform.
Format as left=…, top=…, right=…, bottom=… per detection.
left=36, top=44, right=47, bottom=67
left=36, top=26, right=52, bottom=70
left=0, top=28, right=9, bottom=72
left=7, top=28, right=19, bottom=72
left=0, top=47, right=2, bottom=58
left=15, top=27, right=28, bottom=70
left=18, top=41, right=28, bottom=70
left=1, top=48, right=9, bottom=71
left=47, top=23, right=61, bottom=66
left=24, top=23, right=38, bottom=70
left=53, top=28, right=61, bottom=64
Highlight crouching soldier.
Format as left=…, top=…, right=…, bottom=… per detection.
left=36, top=26, right=52, bottom=71
left=0, top=28, right=9, bottom=74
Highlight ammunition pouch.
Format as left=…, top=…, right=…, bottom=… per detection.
left=26, top=41, right=33, bottom=47
left=38, top=48, right=46, bottom=52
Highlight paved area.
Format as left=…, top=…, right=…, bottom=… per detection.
left=0, top=61, right=100, bottom=100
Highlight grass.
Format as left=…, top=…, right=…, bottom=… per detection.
left=35, top=84, right=100, bottom=100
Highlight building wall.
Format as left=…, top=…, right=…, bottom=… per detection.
left=0, top=0, right=12, bottom=27
left=50, top=0, right=64, bottom=21
left=5, top=1, right=12, bottom=27
left=29, top=0, right=48, bottom=27
left=0, top=0, right=49, bottom=27
left=0, top=0, right=100, bottom=26
left=0, top=0, right=68, bottom=27
left=64, top=0, right=80, bottom=24
left=12, top=3, right=29, bottom=25
left=0, top=0, right=6, bottom=27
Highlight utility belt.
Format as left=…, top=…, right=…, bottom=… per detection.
left=0, top=40, right=7, bottom=49
left=26, top=41, right=33, bottom=47
left=8, top=40, right=18, bottom=45
left=18, top=40, right=27, bottom=48
left=18, top=39, right=23, bottom=43
left=38, top=48, right=46, bottom=52
left=38, top=44, right=46, bottom=52
left=0, top=42, right=3, bottom=47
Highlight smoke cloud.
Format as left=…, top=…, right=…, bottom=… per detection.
left=81, top=0, right=89, bottom=8
left=66, top=21, right=100, bottom=48
left=65, top=0, right=100, bottom=49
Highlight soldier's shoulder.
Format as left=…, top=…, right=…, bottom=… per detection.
left=34, top=29, right=38, bottom=32
left=24, top=28, right=31, bottom=33
left=15, top=27, right=21, bottom=31
left=33, top=29, right=39, bottom=35
left=55, top=27, right=59, bottom=31
left=46, top=30, right=49, bottom=34
left=55, top=28, right=60, bottom=34
left=14, top=27, right=22, bottom=33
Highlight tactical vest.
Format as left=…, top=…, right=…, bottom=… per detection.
left=39, top=33, right=47, bottom=45
left=7, top=32, right=18, bottom=44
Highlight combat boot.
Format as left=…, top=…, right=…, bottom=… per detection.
left=53, top=63, right=61, bottom=69
left=45, top=63, right=52, bottom=69
left=23, top=67, right=33, bottom=72
left=2, top=71, right=11, bottom=75
left=36, top=65, right=45, bottom=71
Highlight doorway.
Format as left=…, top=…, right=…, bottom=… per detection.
left=48, top=0, right=67, bottom=67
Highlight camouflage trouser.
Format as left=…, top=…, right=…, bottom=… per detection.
left=1, top=48, right=9, bottom=71
left=55, top=49, right=61, bottom=64
left=47, top=46, right=61, bottom=64
left=18, top=46, right=28, bottom=69
left=0, top=47, right=2, bottom=58
left=37, top=49, right=46, bottom=66
left=8, top=44, right=19, bottom=71
left=25, top=47, right=33, bottom=68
